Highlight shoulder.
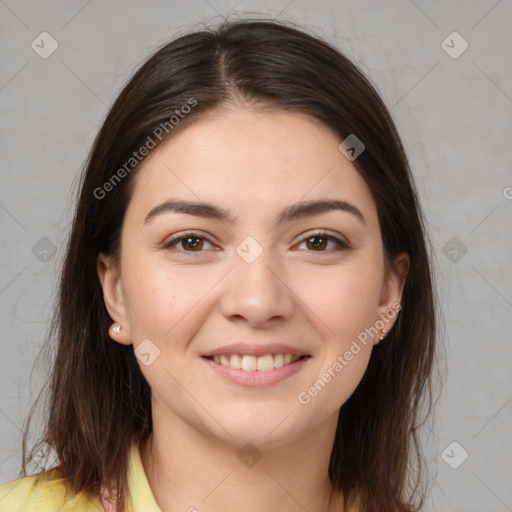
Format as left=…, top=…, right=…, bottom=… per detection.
left=0, top=468, right=103, bottom=512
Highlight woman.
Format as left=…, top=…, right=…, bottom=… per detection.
left=0, top=18, right=437, bottom=512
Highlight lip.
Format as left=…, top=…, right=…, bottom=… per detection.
left=202, top=355, right=311, bottom=387
left=201, top=343, right=310, bottom=358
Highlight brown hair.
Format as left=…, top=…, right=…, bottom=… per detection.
left=21, top=18, right=438, bottom=511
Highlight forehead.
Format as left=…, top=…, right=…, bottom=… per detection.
left=125, top=107, right=379, bottom=228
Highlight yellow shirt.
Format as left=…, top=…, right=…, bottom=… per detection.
left=0, top=441, right=160, bottom=511
left=0, top=442, right=360, bottom=511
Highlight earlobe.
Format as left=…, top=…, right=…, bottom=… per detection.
left=108, top=322, right=131, bottom=345
left=97, top=253, right=132, bottom=345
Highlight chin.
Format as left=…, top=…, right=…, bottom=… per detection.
left=203, top=406, right=308, bottom=449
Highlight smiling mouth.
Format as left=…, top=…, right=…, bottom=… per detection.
left=202, top=354, right=310, bottom=372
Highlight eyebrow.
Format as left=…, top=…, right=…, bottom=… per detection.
left=144, top=198, right=366, bottom=226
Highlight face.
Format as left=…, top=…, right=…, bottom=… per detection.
left=98, top=106, right=408, bottom=448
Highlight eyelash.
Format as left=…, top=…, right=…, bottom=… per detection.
left=161, top=230, right=349, bottom=255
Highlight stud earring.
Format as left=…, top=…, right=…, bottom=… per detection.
left=380, top=328, right=387, bottom=341
left=112, top=323, right=121, bottom=334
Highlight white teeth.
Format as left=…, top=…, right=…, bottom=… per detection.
left=211, top=353, right=302, bottom=372
left=257, top=354, right=274, bottom=371
left=241, top=355, right=257, bottom=371
left=230, top=354, right=242, bottom=369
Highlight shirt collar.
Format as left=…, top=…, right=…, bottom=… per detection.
left=126, top=439, right=161, bottom=511
left=125, top=439, right=359, bottom=511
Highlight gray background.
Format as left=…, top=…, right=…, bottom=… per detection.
left=1, top=1, right=511, bottom=511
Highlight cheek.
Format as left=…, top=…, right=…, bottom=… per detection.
left=120, top=251, right=219, bottom=341
left=301, top=348, right=372, bottom=412
left=296, top=261, right=382, bottom=341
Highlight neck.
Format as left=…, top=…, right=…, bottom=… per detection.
left=140, top=404, right=345, bottom=512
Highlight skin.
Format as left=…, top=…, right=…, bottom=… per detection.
left=97, top=105, right=409, bottom=512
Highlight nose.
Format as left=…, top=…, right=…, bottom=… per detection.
left=218, top=245, right=295, bottom=327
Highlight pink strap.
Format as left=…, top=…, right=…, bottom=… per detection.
left=99, top=484, right=117, bottom=512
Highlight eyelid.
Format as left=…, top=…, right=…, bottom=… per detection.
left=161, top=229, right=350, bottom=254
left=161, top=231, right=219, bottom=251
left=294, top=229, right=350, bottom=249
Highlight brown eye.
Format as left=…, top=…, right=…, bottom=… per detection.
left=305, top=236, right=328, bottom=251
left=179, top=236, right=204, bottom=251
left=297, top=232, right=349, bottom=252
left=162, top=233, right=216, bottom=253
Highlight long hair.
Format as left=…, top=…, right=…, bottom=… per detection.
left=21, top=19, right=438, bottom=511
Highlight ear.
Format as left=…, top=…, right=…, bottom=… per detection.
left=97, top=252, right=132, bottom=345
left=374, top=251, right=410, bottom=344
